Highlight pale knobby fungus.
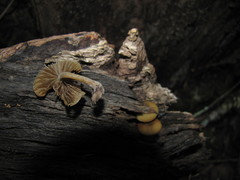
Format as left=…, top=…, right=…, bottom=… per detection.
left=136, top=101, right=163, bottom=136
left=33, top=60, right=104, bottom=106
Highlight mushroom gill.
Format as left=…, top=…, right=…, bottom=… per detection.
left=33, top=60, right=104, bottom=106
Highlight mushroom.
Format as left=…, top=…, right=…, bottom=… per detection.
left=137, top=119, right=162, bottom=136
left=136, top=113, right=158, bottom=123
left=136, top=101, right=159, bottom=122
left=144, top=101, right=159, bottom=114
left=33, top=60, right=104, bottom=106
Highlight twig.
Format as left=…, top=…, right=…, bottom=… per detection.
left=0, top=0, right=15, bottom=21
left=194, top=80, right=240, bottom=117
left=201, top=158, right=239, bottom=164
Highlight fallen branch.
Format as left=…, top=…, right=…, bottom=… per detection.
left=0, top=30, right=209, bottom=179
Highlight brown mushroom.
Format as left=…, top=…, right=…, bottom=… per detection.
left=33, top=60, right=104, bottom=106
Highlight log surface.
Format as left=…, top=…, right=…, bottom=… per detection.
left=0, top=32, right=208, bottom=180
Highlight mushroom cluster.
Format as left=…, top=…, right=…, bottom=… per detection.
left=136, top=101, right=162, bottom=136
left=33, top=60, right=104, bottom=106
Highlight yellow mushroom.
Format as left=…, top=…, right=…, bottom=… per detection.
left=144, top=101, right=159, bottom=114
left=137, top=119, right=162, bottom=136
left=136, top=101, right=159, bottom=122
left=136, top=113, right=158, bottom=123
left=33, top=60, right=104, bottom=106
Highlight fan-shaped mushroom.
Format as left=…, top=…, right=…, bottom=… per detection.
left=33, top=60, right=104, bottom=106
left=136, top=101, right=159, bottom=122
left=137, top=119, right=162, bottom=136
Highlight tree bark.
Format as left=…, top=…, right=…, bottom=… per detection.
left=0, top=31, right=208, bottom=179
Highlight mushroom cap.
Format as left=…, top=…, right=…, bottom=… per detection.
left=137, top=119, right=162, bottom=136
left=136, top=101, right=159, bottom=122
left=144, top=101, right=159, bottom=114
left=33, top=60, right=84, bottom=106
left=136, top=113, right=158, bottom=123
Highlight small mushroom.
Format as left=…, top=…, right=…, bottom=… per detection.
left=136, top=113, right=158, bottom=123
left=136, top=101, right=159, bottom=122
left=33, top=60, right=104, bottom=106
left=144, top=101, right=159, bottom=114
left=137, top=119, right=162, bottom=136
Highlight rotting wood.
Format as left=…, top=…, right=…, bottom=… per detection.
left=0, top=30, right=209, bottom=179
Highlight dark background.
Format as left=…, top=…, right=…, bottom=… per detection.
left=0, top=0, right=240, bottom=179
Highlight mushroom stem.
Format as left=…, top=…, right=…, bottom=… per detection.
left=58, top=72, right=104, bottom=103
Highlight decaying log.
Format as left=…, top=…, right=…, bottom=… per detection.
left=117, top=28, right=177, bottom=104
left=0, top=30, right=209, bottom=179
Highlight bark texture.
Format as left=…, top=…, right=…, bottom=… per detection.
left=0, top=31, right=208, bottom=179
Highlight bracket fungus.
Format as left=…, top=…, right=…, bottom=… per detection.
left=136, top=101, right=159, bottom=122
left=136, top=101, right=163, bottom=136
left=33, top=60, right=104, bottom=106
left=137, top=119, right=162, bottom=136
